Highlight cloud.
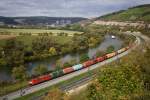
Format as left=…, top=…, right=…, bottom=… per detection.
left=0, top=0, right=149, bottom=17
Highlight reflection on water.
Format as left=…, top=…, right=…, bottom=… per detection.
left=0, top=35, right=123, bottom=81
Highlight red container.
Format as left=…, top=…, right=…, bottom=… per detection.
left=96, top=56, right=106, bottom=63
left=63, top=67, right=74, bottom=74
left=106, top=52, right=117, bottom=59
left=83, top=60, right=96, bottom=68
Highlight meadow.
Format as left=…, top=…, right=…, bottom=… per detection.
left=0, top=28, right=82, bottom=35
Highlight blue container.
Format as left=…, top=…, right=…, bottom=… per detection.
left=72, top=64, right=83, bottom=71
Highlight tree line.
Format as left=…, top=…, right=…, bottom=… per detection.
left=0, top=32, right=103, bottom=82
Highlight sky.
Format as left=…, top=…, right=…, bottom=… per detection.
left=0, top=0, right=150, bottom=18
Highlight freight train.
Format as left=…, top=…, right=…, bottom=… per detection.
left=29, top=46, right=131, bottom=85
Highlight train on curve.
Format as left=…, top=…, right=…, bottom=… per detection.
left=29, top=45, right=131, bottom=85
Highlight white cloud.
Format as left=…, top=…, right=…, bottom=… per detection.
left=0, top=0, right=149, bottom=17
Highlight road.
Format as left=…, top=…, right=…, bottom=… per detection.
left=0, top=32, right=141, bottom=100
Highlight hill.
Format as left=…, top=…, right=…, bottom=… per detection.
left=96, top=4, right=150, bottom=23
left=0, top=16, right=87, bottom=26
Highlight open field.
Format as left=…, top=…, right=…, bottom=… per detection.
left=0, top=28, right=83, bottom=35
left=0, top=28, right=76, bottom=46
left=0, top=35, right=17, bottom=46
left=0, top=35, right=16, bottom=40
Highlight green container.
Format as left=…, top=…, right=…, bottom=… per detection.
left=51, top=69, right=64, bottom=78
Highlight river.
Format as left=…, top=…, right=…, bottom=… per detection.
left=0, top=35, right=123, bottom=81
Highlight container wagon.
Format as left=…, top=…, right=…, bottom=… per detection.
left=117, top=48, right=126, bottom=54
left=83, top=60, right=96, bottom=68
left=63, top=67, right=74, bottom=74
left=95, top=56, right=106, bottom=63
left=72, top=64, right=83, bottom=71
left=106, top=52, right=117, bottom=59
left=51, top=70, right=64, bottom=78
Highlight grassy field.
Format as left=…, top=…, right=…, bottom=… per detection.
left=0, top=28, right=82, bottom=35
left=0, top=35, right=72, bottom=47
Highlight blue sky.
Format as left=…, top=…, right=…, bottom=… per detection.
left=0, top=0, right=150, bottom=18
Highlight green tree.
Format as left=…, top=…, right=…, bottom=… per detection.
left=0, top=58, right=7, bottom=67
left=32, top=37, right=55, bottom=54
left=72, top=35, right=88, bottom=51
left=12, top=66, right=27, bottom=81
left=106, top=45, right=115, bottom=53
left=0, top=47, right=3, bottom=58
left=49, top=47, right=57, bottom=56
left=88, top=37, right=99, bottom=48
left=55, top=59, right=63, bottom=68
left=33, top=65, right=48, bottom=75
left=80, top=53, right=89, bottom=63
left=3, top=39, right=25, bottom=66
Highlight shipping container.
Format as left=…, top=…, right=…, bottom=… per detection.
left=106, top=52, right=116, bottom=59
left=63, top=67, right=74, bottom=74
left=117, top=48, right=126, bottom=54
left=96, top=56, right=106, bottom=63
left=83, top=60, right=96, bottom=68
left=72, top=64, right=83, bottom=71
left=51, top=70, right=64, bottom=78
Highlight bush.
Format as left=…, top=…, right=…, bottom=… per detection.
left=33, top=65, right=48, bottom=76
left=106, top=45, right=115, bottom=53
left=80, top=53, right=89, bottom=63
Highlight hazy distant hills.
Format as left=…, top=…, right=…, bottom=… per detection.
left=96, top=4, right=150, bottom=22
left=1, top=4, right=149, bottom=27
left=0, top=16, right=87, bottom=26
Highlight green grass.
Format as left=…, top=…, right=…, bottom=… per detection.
left=0, top=28, right=82, bottom=35
left=17, top=35, right=72, bottom=46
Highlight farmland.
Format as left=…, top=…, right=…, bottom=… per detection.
left=0, top=35, right=16, bottom=39
left=0, top=28, right=83, bottom=36
left=0, top=28, right=81, bottom=46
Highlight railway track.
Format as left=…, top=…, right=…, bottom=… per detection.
left=0, top=32, right=141, bottom=100
left=59, top=74, right=94, bottom=91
